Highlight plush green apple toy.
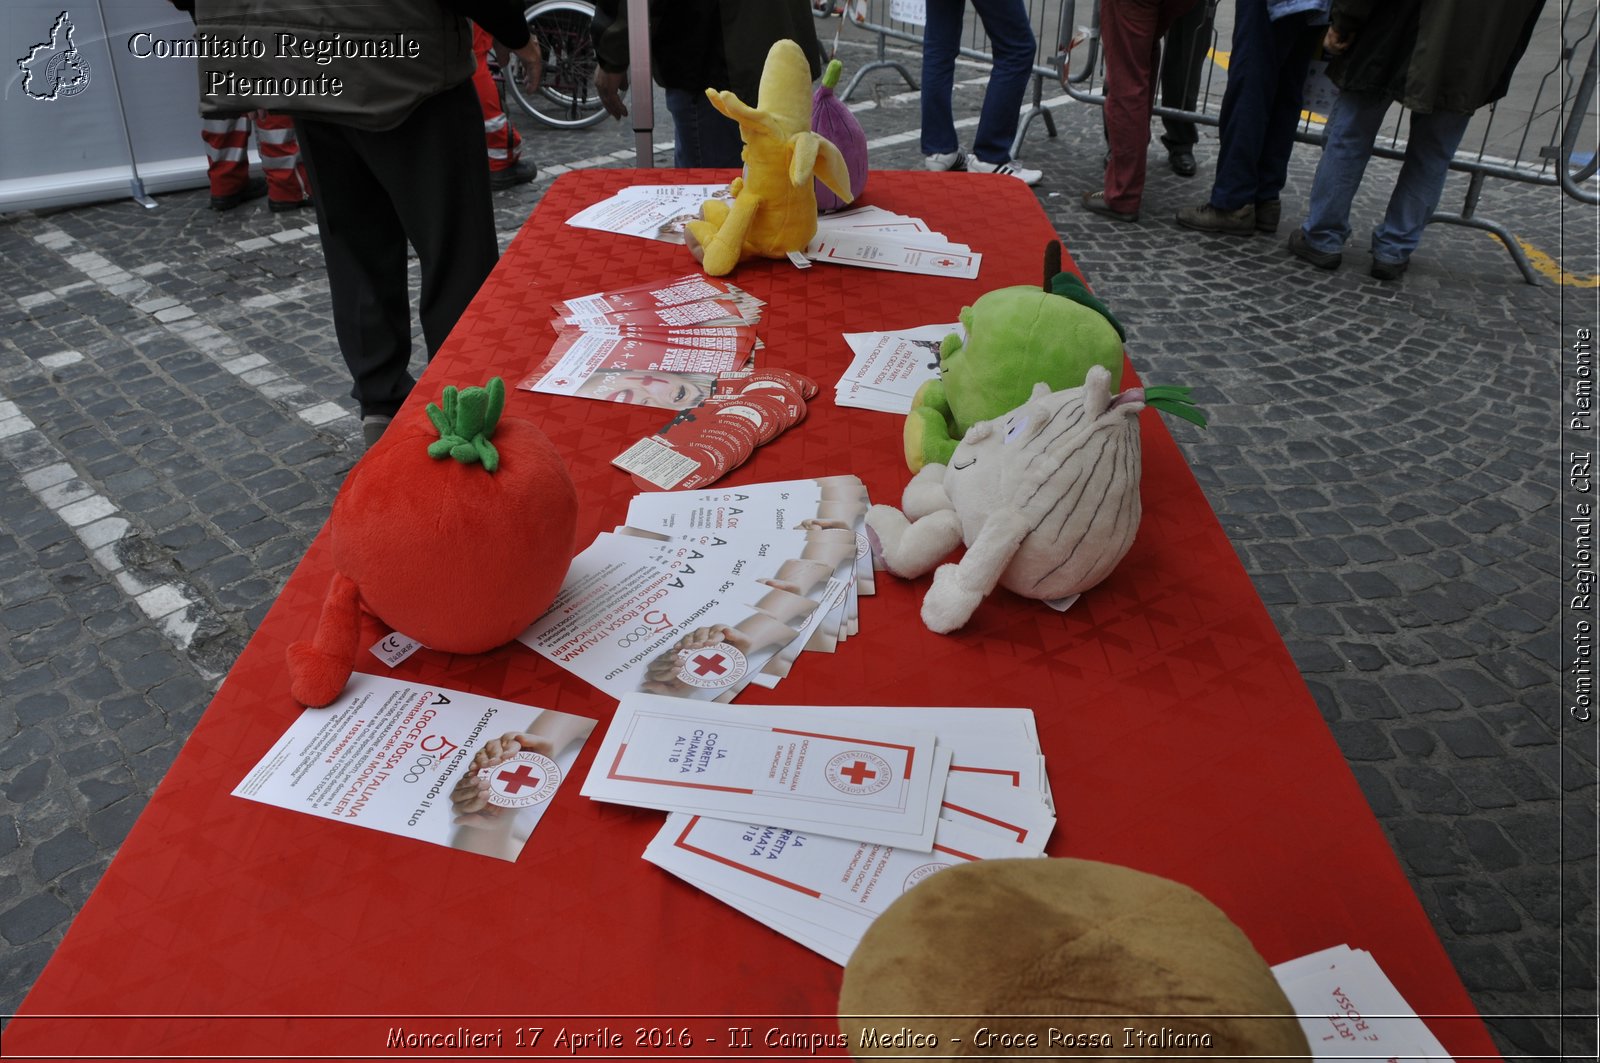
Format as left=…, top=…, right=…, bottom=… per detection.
left=904, top=242, right=1127, bottom=471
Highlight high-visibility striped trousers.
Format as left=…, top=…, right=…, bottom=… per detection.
left=471, top=24, right=523, bottom=172
left=200, top=110, right=311, bottom=204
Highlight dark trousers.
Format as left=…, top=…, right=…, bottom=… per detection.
left=1101, top=0, right=1201, bottom=211
left=1158, top=0, right=1216, bottom=149
left=295, top=78, right=499, bottom=420
left=1208, top=0, right=1323, bottom=210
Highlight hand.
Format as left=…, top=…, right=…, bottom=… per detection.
left=511, top=40, right=543, bottom=95
left=1323, top=26, right=1354, bottom=56
left=448, top=732, right=555, bottom=817
left=595, top=67, right=628, bottom=120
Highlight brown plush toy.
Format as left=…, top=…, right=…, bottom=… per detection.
left=838, top=859, right=1310, bottom=1060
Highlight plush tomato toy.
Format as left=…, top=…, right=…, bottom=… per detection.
left=287, top=378, right=579, bottom=707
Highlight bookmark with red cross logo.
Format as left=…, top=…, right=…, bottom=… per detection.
left=580, top=693, right=951, bottom=851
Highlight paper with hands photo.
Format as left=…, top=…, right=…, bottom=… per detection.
left=1272, top=945, right=1454, bottom=1062
left=232, top=673, right=595, bottom=862
left=518, top=532, right=813, bottom=703
left=520, top=330, right=752, bottom=411
left=583, top=693, right=951, bottom=850
left=556, top=272, right=762, bottom=323
left=608, top=526, right=850, bottom=686
left=624, top=476, right=876, bottom=600
left=616, top=525, right=859, bottom=652
left=564, top=184, right=733, bottom=245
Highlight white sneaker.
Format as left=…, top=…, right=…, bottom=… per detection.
left=924, top=150, right=965, bottom=172
left=964, top=155, right=1042, bottom=186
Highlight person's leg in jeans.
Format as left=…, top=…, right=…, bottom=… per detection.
left=967, top=0, right=1036, bottom=164
left=666, top=87, right=745, bottom=168
left=1299, top=88, right=1390, bottom=254
left=1369, top=107, right=1471, bottom=264
left=1252, top=13, right=1322, bottom=207
left=1207, top=0, right=1275, bottom=211
left=920, top=0, right=966, bottom=158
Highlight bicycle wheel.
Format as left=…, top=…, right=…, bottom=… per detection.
left=506, top=0, right=607, bottom=129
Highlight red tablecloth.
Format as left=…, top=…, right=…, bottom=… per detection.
left=11, top=171, right=1499, bottom=1061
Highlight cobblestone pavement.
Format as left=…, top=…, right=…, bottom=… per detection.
left=1, top=35, right=1596, bottom=1060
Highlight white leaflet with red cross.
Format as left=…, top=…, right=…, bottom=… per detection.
left=233, top=672, right=596, bottom=863
left=642, top=812, right=1018, bottom=964
left=517, top=532, right=812, bottom=704
left=582, top=693, right=951, bottom=851
left=803, top=230, right=981, bottom=280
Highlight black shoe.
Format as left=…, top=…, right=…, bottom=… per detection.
left=1370, top=257, right=1409, bottom=281
left=1287, top=227, right=1342, bottom=270
left=210, top=177, right=267, bottom=212
left=1168, top=149, right=1197, bottom=177
left=361, top=415, right=392, bottom=449
left=1081, top=190, right=1139, bottom=223
left=1255, top=200, right=1281, bottom=233
left=269, top=197, right=311, bottom=213
left=489, top=156, right=537, bottom=191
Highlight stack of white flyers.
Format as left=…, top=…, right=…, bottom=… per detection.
left=518, top=274, right=764, bottom=410
left=518, top=476, right=875, bottom=703
left=834, top=322, right=957, bottom=413
left=565, top=183, right=733, bottom=245
left=624, top=473, right=876, bottom=636
left=584, top=695, right=952, bottom=849
left=807, top=205, right=981, bottom=279
left=234, top=673, right=597, bottom=862
left=1272, top=945, right=1454, bottom=1061
left=593, top=698, right=1054, bottom=964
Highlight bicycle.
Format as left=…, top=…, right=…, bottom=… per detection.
left=504, top=0, right=608, bottom=129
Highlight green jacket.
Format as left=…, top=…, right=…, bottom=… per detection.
left=1328, top=0, right=1545, bottom=114
left=593, top=0, right=822, bottom=105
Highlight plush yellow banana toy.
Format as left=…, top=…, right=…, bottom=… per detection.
left=685, top=39, right=856, bottom=277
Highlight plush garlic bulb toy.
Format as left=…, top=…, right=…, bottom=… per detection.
left=866, top=366, right=1204, bottom=633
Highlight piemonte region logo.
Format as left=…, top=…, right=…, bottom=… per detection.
left=17, top=11, right=92, bottom=101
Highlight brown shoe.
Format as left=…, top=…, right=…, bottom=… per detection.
left=1175, top=201, right=1255, bottom=236
left=1081, top=190, right=1139, bottom=223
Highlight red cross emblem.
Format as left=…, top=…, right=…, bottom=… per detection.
left=935, top=258, right=956, bottom=268
left=838, top=760, right=876, bottom=786
left=691, top=653, right=728, bottom=676
left=497, top=764, right=542, bottom=793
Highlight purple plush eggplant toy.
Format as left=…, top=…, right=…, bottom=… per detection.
left=812, top=59, right=868, bottom=212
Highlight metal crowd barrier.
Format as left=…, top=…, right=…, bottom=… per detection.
left=814, top=0, right=1599, bottom=285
